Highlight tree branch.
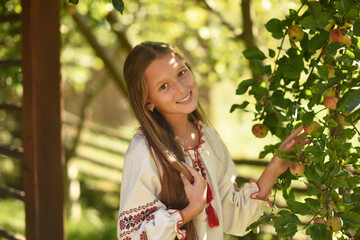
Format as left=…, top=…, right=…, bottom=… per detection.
left=199, top=0, right=241, bottom=39
left=65, top=77, right=111, bottom=162
left=70, top=10, right=128, bottom=98
left=105, top=10, right=133, bottom=53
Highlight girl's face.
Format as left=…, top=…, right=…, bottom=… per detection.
left=145, top=52, right=198, bottom=121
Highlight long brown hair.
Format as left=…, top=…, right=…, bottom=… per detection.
left=123, top=41, right=208, bottom=239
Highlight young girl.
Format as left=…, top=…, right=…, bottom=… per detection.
left=117, top=41, right=310, bottom=240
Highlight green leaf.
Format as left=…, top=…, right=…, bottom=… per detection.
left=243, top=47, right=266, bottom=60
left=326, top=41, right=343, bottom=54
left=301, top=111, right=315, bottom=126
left=305, top=198, right=321, bottom=211
left=308, top=1, right=323, bottom=20
left=339, top=0, right=352, bottom=12
left=287, top=199, right=311, bottom=215
left=272, top=90, right=291, bottom=109
left=283, top=187, right=295, bottom=201
left=272, top=31, right=284, bottom=40
left=274, top=149, right=298, bottom=161
left=335, top=1, right=346, bottom=17
left=339, top=212, right=360, bottom=224
left=337, top=89, right=360, bottom=112
left=236, top=79, right=257, bottom=95
left=283, top=55, right=304, bottom=79
left=268, top=49, right=276, bottom=58
left=251, top=61, right=271, bottom=75
left=336, top=203, right=356, bottom=212
left=345, top=9, right=358, bottom=20
left=305, top=164, right=322, bottom=184
left=265, top=18, right=283, bottom=33
left=274, top=211, right=300, bottom=238
left=334, top=177, right=348, bottom=188
left=301, top=14, right=330, bottom=30
left=308, top=223, right=328, bottom=240
left=69, top=0, right=79, bottom=4
left=309, top=31, right=329, bottom=52
left=354, top=19, right=360, bottom=36
left=230, top=101, right=249, bottom=113
left=276, top=210, right=301, bottom=225
left=112, top=0, right=124, bottom=14
left=327, top=119, right=338, bottom=127
left=340, top=128, right=356, bottom=140
left=249, top=81, right=268, bottom=101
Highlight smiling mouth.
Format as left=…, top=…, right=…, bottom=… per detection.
left=176, top=91, right=192, bottom=103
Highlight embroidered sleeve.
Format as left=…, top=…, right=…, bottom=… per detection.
left=202, top=125, right=270, bottom=236
left=117, top=135, right=186, bottom=240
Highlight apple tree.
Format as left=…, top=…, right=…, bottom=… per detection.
left=232, top=0, right=360, bottom=239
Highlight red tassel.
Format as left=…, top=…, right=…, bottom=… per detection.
left=206, top=203, right=219, bottom=228
left=206, top=183, right=213, bottom=203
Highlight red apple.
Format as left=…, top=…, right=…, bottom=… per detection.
left=288, top=25, right=304, bottom=42
left=314, top=217, right=326, bottom=224
left=252, top=124, right=268, bottom=138
left=329, top=29, right=352, bottom=47
left=323, top=96, right=338, bottom=109
left=67, top=4, right=77, bottom=15
left=290, top=162, right=305, bottom=176
left=326, top=216, right=342, bottom=232
left=304, top=121, right=320, bottom=135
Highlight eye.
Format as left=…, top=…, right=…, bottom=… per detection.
left=178, top=70, right=186, bottom=77
left=160, top=83, right=168, bottom=90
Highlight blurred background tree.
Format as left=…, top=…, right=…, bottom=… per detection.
left=0, top=0, right=310, bottom=239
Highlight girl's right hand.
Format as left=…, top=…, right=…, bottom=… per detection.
left=180, top=162, right=207, bottom=216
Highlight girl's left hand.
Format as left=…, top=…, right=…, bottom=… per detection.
left=272, top=125, right=312, bottom=175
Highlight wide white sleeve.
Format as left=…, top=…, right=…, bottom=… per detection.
left=117, top=135, right=186, bottom=240
left=203, top=125, right=271, bottom=236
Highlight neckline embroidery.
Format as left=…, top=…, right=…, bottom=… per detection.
left=184, top=133, right=219, bottom=228
left=183, top=122, right=205, bottom=152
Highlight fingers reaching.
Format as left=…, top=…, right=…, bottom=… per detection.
left=289, top=125, right=304, bottom=139
left=279, top=125, right=312, bottom=152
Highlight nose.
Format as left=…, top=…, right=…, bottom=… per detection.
left=175, top=79, right=187, bottom=93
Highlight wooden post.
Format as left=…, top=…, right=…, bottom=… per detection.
left=21, top=0, right=65, bottom=239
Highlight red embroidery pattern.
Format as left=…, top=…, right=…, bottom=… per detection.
left=233, top=182, right=239, bottom=192
left=118, top=199, right=159, bottom=238
left=140, top=231, right=147, bottom=240
left=183, top=124, right=205, bottom=151
left=249, top=180, right=273, bottom=207
left=169, top=210, right=185, bottom=240
left=184, top=125, right=219, bottom=228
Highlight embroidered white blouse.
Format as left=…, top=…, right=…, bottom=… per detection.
left=117, top=123, right=271, bottom=240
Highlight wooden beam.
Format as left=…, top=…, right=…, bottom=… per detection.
left=0, top=185, right=25, bottom=201
left=21, top=0, right=65, bottom=239
left=0, top=104, right=22, bottom=111
left=0, top=14, right=20, bottom=23
left=0, top=228, right=25, bottom=240
left=0, top=144, right=23, bottom=159
left=0, top=60, right=22, bottom=67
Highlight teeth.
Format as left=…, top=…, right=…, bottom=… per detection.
left=177, top=92, right=191, bottom=103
